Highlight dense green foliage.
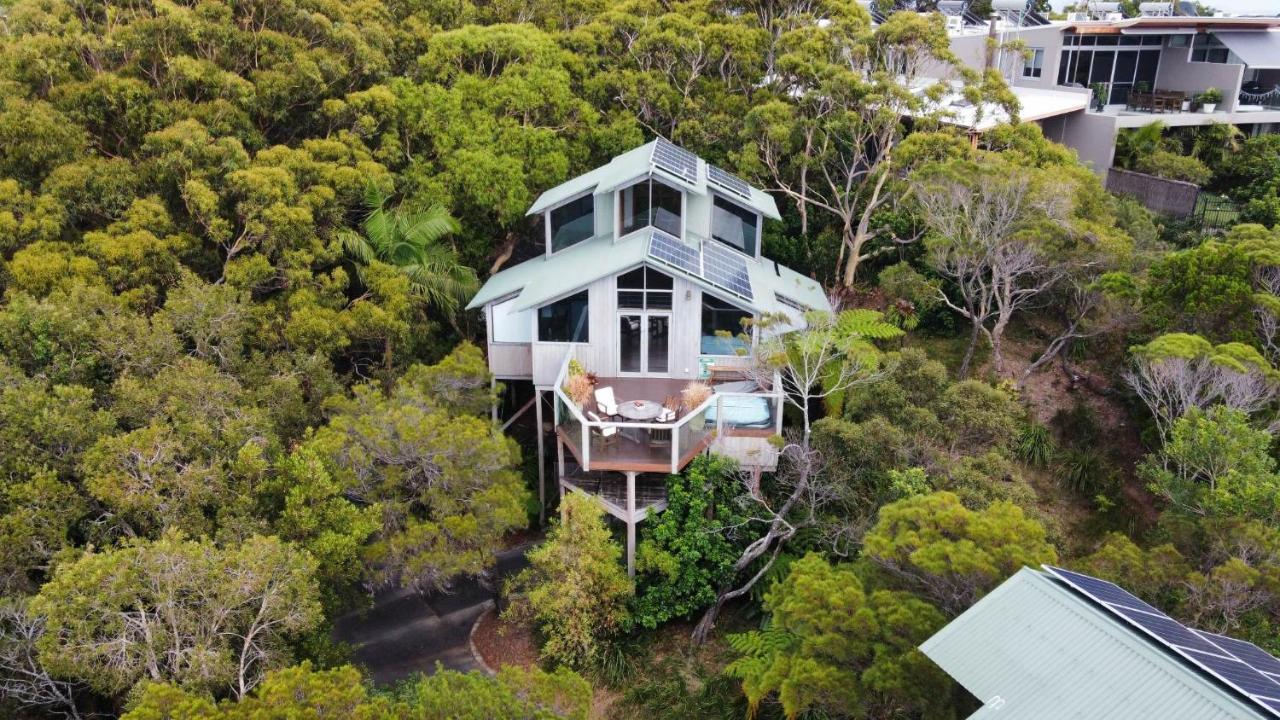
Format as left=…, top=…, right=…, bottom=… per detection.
left=122, top=662, right=592, bottom=720
left=504, top=493, right=633, bottom=670
left=0, top=0, right=1276, bottom=717
left=726, top=553, right=950, bottom=720
left=631, top=455, right=746, bottom=630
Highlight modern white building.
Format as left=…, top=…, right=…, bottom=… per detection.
left=911, top=1, right=1280, bottom=177
left=466, top=139, right=830, bottom=573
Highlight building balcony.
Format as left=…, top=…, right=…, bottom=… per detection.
left=551, top=350, right=782, bottom=474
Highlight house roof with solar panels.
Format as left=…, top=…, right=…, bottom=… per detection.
left=921, top=566, right=1280, bottom=720
left=467, top=139, right=827, bottom=320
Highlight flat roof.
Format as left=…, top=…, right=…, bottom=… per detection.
left=911, top=82, right=1089, bottom=131
left=1067, top=16, right=1280, bottom=33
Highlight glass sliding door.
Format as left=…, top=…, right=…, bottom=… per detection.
left=619, top=314, right=642, bottom=374
left=647, top=315, right=669, bottom=374
left=617, top=312, right=671, bottom=375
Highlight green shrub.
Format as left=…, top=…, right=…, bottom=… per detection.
left=1134, top=150, right=1212, bottom=185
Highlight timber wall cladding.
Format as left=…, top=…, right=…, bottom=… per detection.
left=1105, top=167, right=1200, bottom=218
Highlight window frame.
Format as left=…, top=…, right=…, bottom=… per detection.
left=536, top=290, right=591, bottom=344
left=544, top=190, right=596, bottom=256
left=616, top=266, right=674, bottom=311
left=699, top=292, right=756, bottom=358
left=710, top=193, right=762, bottom=258
left=614, top=176, right=686, bottom=241
left=1022, top=47, right=1045, bottom=79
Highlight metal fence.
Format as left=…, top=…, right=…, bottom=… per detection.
left=1192, top=193, right=1239, bottom=232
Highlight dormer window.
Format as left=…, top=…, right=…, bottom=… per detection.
left=549, top=193, right=594, bottom=253
left=619, top=178, right=682, bottom=238
left=711, top=195, right=759, bottom=256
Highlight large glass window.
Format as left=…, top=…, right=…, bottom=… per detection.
left=701, top=295, right=752, bottom=356
left=537, top=290, right=589, bottom=343
left=549, top=195, right=594, bottom=253
left=618, top=179, right=683, bottom=238
left=617, top=267, right=673, bottom=310
left=1191, top=34, right=1229, bottom=64
left=712, top=196, right=759, bottom=256
left=1058, top=45, right=1162, bottom=105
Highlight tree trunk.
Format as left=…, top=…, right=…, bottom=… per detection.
left=959, top=320, right=982, bottom=377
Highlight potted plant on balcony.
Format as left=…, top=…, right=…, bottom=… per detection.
left=1090, top=82, right=1108, bottom=112
left=681, top=381, right=712, bottom=413
left=1198, top=87, right=1222, bottom=113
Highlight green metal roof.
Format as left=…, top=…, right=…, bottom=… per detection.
left=526, top=140, right=782, bottom=220
left=920, top=568, right=1268, bottom=720
left=466, top=229, right=830, bottom=319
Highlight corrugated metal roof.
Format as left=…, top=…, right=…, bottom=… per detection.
left=921, top=568, right=1267, bottom=720
left=525, top=140, right=782, bottom=220
left=466, top=229, right=830, bottom=320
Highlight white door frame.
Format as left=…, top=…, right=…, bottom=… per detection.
left=616, top=310, right=672, bottom=377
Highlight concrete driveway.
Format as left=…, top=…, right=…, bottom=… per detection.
left=332, top=543, right=533, bottom=685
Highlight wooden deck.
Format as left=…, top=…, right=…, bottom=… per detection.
left=556, top=425, right=713, bottom=473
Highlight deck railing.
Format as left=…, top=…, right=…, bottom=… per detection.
left=551, top=348, right=781, bottom=473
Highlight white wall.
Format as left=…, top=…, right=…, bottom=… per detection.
left=1155, top=38, right=1245, bottom=111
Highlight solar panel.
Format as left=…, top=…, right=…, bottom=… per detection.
left=703, top=240, right=754, bottom=300
left=1109, top=605, right=1225, bottom=655
left=648, top=230, right=701, bottom=276
left=1045, top=565, right=1280, bottom=718
left=708, top=164, right=751, bottom=200
left=1182, top=649, right=1280, bottom=698
left=646, top=231, right=754, bottom=303
left=1042, top=566, right=1163, bottom=614
left=652, top=139, right=698, bottom=185
left=1198, top=631, right=1280, bottom=677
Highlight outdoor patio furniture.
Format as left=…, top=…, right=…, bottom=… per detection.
left=594, top=386, right=620, bottom=420
left=586, top=410, right=619, bottom=448
left=1154, top=90, right=1185, bottom=113
left=657, top=396, right=679, bottom=423
left=1127, top=91, right=1154, bottom=112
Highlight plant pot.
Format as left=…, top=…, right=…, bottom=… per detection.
left=1200, top=103, right=1217, bottom=113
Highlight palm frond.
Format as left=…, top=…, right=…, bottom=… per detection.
left=402, top=205, right=462, bottom=248
left=336, top=229, right=375, bottom=264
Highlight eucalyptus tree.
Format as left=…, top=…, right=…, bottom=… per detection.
left=742, top=8, right=992, bottom=286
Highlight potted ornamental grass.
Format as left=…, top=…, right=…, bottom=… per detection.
left=1198, top=87, right=1222, bottom=113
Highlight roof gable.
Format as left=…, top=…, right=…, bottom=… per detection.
left=525, top=139, right=781, bottom=220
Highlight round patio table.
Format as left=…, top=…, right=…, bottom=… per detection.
left=616, top=399, right=664, bottom=421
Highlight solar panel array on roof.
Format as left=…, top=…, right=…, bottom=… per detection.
left=652, top=139, right=698, bottom=185
left=1045, top=565, right=1280, bottom=718
left=647, top=231, right=754, bottom=302
left=708, top=164, right=751, bottom=200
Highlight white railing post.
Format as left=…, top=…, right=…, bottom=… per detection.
left=716, top=395, right=725, bottom=439
left=671, top=419, right=680, bottom=473
left=582, top=423, right=590, bottom=471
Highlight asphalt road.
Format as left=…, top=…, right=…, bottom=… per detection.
left=332, top=543, right=533, bottom=685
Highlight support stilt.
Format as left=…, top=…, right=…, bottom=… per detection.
left=626, top=471, right=637, bottom=577
left=556, top=435, right=565, bottom=506
left=490, top=377, right=498, bottom=424
left=535, top=389, right=546, bottom=527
